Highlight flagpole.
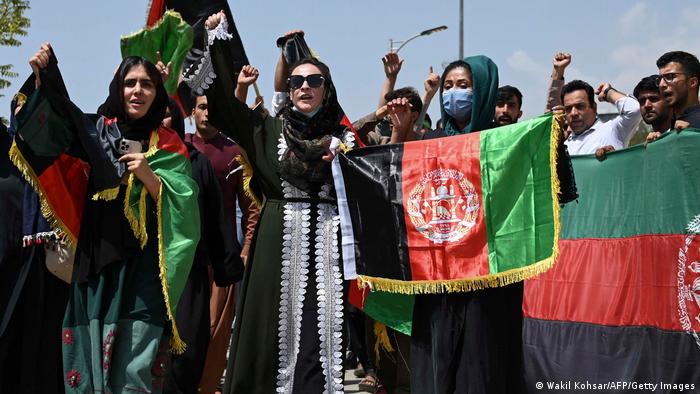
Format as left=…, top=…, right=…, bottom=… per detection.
left=459, top=0, right=464, bottom=59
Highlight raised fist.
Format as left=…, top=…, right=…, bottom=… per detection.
left=553, top=52, right=572, bottom=70
left=238, top=65, right=259, bottom=87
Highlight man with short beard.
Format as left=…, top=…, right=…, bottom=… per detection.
left=657, top=51, right=700, bottom=129
left=633, top=75, right=672, bottom=143
left=494, top=85, right=523, bottom=126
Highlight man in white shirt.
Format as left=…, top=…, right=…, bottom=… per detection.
left=561, top=79, right=641, bottom=155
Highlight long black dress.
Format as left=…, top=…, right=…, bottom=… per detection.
left=191, top=19, right=353, bottom=394
left=164, top=144, right=244, bottom=393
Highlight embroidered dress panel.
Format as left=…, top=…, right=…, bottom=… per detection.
left=276, top=134, right=311, bottom=393
left=275, top=131, right=354, bottom=393
left=315, top=189, right=344, bottom=393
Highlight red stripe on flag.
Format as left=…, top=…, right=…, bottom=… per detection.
left=348, top=280, right=368, bottom=310
left=37, top=154, right=89, bottom=241
left=157, top=126, right=190, bottom=158
left=401, top=133, right=489, bottom=281
left=341, top=114, right=365, bottom=148
left=524, top=235, right=689, bottom=331
left=146, top=0, right=166, bottom=27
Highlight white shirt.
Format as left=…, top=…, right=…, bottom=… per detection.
left=564, top=96, right=641, bottom=155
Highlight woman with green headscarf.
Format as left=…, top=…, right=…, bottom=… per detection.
left=413, top=56, right=526, bottom=393
left=422, top=55, right=499, bottom=139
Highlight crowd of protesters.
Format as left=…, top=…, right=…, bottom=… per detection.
left=0, top=8, right=699, bottom=394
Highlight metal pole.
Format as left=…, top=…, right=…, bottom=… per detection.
left=395, top=34, right=421, bottom=53
left=459, top=0, right=464, bottom=59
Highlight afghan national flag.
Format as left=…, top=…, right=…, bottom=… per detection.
left=337, top=113, right=562, bottom=333
left=121, top=10, right=193, bottom=96
left=10, top=63, right=201, bottom=353
left=523, top=129, right=700, bottom=387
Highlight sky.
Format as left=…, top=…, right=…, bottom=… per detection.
left=2, top=1, right=700, bottom=131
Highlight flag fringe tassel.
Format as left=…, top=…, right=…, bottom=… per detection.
left=155, top=181, right=186, bottom=354
left=92, top=186, right=120, bottom=201
left=373, top=322, right=394, bottom=364
left=8, top=141, right=77, bottom=249
left=236, top=153, right=262, bottom=208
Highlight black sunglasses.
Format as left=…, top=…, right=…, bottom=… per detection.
left=288, top=74, right=325, bottom=90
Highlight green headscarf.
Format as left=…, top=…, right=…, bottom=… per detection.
left=440, top=55, right=499, bottom=135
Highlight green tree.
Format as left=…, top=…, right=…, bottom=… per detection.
left=0, top=0, right=31, bottom=97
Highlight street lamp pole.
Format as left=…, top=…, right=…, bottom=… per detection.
left=459, top=0, right=464, bottom=59
left=389, top=25, right=448, bottom=53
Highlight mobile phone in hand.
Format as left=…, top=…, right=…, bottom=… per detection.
left=118, top=139, right=143, bottom=155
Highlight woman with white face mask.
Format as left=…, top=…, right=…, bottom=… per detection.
left=411, top=55, right=526, bottom=394
left=422, top=56, right=499, bottom=139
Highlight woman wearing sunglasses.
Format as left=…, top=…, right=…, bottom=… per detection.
left=189, top=12, right=356, bottom=394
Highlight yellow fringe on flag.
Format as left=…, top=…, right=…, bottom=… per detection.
left=123, top=174, right=149, bottom=249
left=8, top=141, right=77, bottom=249
left=138, top=129, right=186, bottom=353
left=155, top=182, right=186, bottom=354
left=373, top=322, right=395, bottom=364
left=236, top=152, right=262, bottom=208
left=144, top=131, right=160, bottom=157
left=13, top=92, right=27, bottom=109
left=549, top=112, right=563, bottom=270
left=92, top=186, right=120, bottom=201
left=356, top=114, right=563, bottom=295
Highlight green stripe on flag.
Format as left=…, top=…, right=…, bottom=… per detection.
left=363, top=292, right=414, bottom=336
left=480, top=114, right=556, bottom=274
left=124, top=130, right=200, bottom=353
left=561, top=129, right=700, bottom=239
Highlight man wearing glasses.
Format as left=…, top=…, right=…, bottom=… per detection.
left=657, top=51, right=700, bottom=129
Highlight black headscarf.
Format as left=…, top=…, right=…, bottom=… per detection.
left=97, top=56, right=169, bottom=141
left=278, top=57, right=347, bottom=191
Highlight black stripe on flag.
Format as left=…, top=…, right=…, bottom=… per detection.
left=523, top=317, right=700, bottom=388
left=338, top=144, right=411, bottom=281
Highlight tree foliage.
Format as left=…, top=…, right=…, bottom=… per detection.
left=0, top=0, right=31, bottom=100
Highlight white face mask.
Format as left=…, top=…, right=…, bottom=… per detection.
left=442, top=88, right=474, bottom=122
left=293, top=105, right=322, bottom=118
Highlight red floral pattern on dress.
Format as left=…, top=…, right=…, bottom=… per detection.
left=66, top=369, right=81, bottom=388
left=62, top=328, right=73, bottom=345
left=150, top=339, right=169, bottom=390
left=102, top=330, right=115, bottom=370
